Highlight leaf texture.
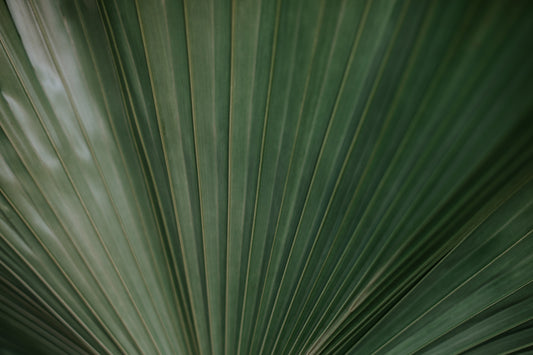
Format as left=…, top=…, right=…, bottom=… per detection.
left=1, top=0, right=533, bottom=354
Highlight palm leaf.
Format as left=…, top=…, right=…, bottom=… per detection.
left=1, top=0, right=533, bottom=354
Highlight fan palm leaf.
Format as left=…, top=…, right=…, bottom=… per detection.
left=1, top=0, right=533, bottom=353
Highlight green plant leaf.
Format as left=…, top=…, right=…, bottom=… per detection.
left=1, top=0, right=533, bottom=354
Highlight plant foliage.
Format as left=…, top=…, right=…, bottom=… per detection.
left=1, top=0, right=533, bottom=354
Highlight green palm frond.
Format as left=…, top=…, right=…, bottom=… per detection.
left=1, top=0, right=533, bottom=354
